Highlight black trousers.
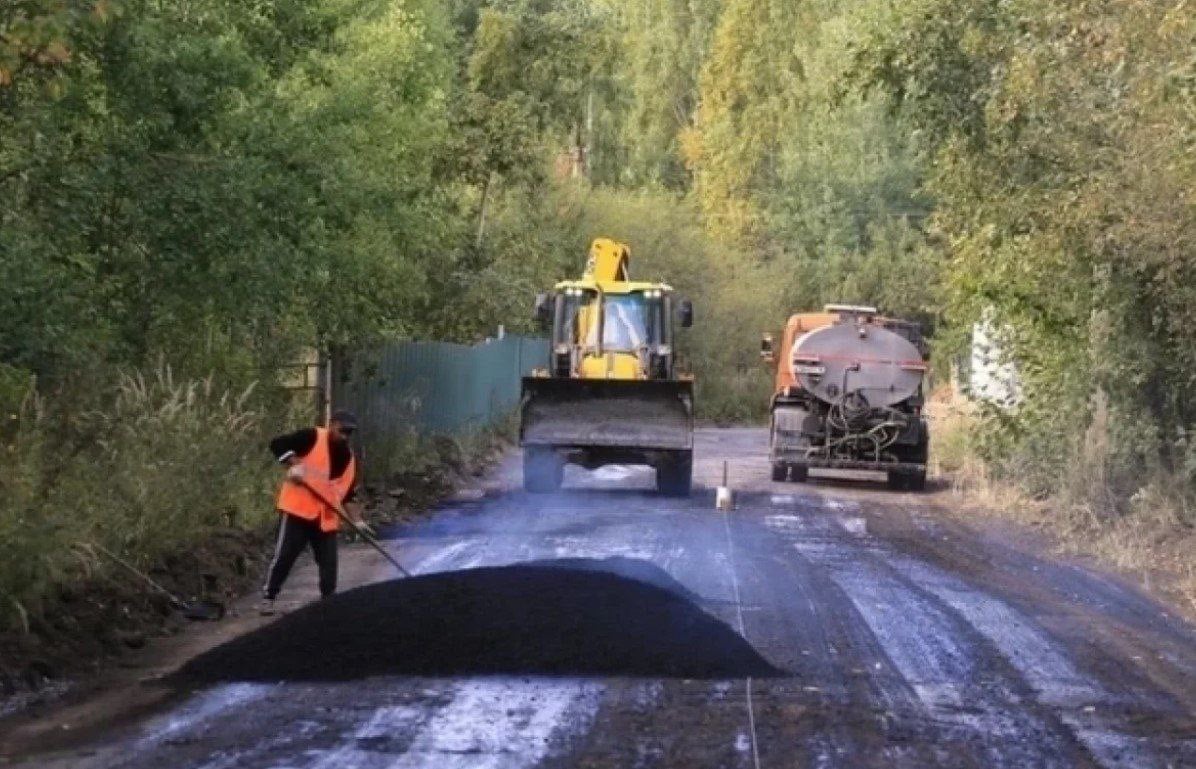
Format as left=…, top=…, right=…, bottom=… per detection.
left=263, top=513, right=338, bottom=599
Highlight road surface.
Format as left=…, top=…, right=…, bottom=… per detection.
left=8, top=428, right=1196, bottom=768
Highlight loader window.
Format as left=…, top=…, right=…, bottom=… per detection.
left=556, top=291, right=589, bottom=348
left=557, top=290, right=665, bottom=351
left=599, top=294, right=665, bottom=351
left=602, top=296, right=645, bottom=350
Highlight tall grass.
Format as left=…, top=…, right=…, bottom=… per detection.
left=0, top=367, right=274, bottom=632
left=698, top=369, right=772, bottom=425
left=931, top=389, right=1196, bottom=613
left=360, top=409, right=518, bottom=494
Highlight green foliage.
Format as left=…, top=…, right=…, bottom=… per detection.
left=0, top=0, right=629, bottom=634
left=684, top=0, right=806, bottom=239
left=849, top=0, right=1196, bottom=501
left=611, top=0, right=721, bottom=188
left=11, top=0, right=1189, bottom=633
left=1, top=0, right=462, bottom=380
left=0, top=0, right=101, bottom=87
left=0, top=368, right=273, bottom=631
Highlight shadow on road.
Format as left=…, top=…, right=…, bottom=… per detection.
left=172, top=559, right=782, bottom=684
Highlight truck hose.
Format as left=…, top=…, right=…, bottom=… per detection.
left=827, top=391, right=874, bottom=433
left=821, top=393, right=908, bottom=460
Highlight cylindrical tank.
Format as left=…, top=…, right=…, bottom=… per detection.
left=790, top=321, right=925, bottom=408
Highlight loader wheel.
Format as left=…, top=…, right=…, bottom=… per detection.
left=523, top=448, right=563, bottom=493
left=657, top=451, right=693, bottom=497
left=771, top=463, right=788, bottom=482
left=790, top=464, right=809, bottom=483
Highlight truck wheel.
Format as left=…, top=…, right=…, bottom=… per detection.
left=523, top=448, right=563, bottom=493
left=657, top=451, right=693, bottom=497
left=771, top=463, right=788, bottom=482
left=790, top=464, right=809, bottom=483
left=887, top=470, right=926, bottom=491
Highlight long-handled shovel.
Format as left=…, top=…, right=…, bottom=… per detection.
left=86, top=543, right=226, bottom=621
left=296, top=478, right=412, bottom=578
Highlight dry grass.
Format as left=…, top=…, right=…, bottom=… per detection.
left=928, top=389, right=1196, bottom=618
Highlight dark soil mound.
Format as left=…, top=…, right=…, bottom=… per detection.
left=174, top=560, right=781, bottom=682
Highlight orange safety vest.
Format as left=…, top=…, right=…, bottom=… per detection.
left=275, top=427, right=357, bottom=533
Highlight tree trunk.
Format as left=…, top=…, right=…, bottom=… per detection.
left=475, top=172, right=494, bottom=249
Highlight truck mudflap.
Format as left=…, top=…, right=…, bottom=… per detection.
left=520, top=377, right=694, bottom=451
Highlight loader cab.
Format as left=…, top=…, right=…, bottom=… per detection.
left=545, top=284, right=687, bottom=381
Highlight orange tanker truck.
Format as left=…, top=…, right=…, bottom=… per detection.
left=761, top=304, right=930, bottom=490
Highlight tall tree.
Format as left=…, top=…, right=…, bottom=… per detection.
left=683, top=0, right=805, bottom=239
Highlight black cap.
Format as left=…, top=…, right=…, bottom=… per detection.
left=330, top=409, right=358, bottom=430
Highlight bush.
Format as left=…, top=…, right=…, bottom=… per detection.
left=0, top=367, right=274, bottom=632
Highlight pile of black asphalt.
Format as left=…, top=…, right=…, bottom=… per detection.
left=173, top=558, right=782, bottom=683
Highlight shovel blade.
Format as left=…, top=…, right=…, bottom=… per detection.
left=520, top=377, right=694, bottom=451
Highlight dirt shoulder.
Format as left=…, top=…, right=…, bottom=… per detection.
left=920, top=393, right=1196, bottom=626
left=928, top=483, right=1196, bottom=626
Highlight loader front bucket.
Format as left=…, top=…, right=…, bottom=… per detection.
left=519, top=377, right=694, bottom=451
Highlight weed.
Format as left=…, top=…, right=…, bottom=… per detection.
left=0, top=366, right=274, bottom=633
left=933, top=387, right=1196, bottom=618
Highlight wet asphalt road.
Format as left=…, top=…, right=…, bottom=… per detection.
left=14, top=428, right=1196, bottom=768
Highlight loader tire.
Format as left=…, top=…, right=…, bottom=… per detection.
left=523, top=448, right=563, bottom=493
left=789, top=464, right=809, bottom=483
left=657, top=451, right=693, bottom=497
left=771, top=463, right=788, bottom=482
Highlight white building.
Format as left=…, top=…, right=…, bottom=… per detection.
left=969, top=309, right=1021, bottom=408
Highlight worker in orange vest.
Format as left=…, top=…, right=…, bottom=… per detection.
left=260, top=409, right=367, bottom=615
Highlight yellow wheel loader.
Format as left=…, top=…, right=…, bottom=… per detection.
left=520, top=238, right=695, bottom=495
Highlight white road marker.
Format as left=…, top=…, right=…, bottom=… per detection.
left=721, top=511, right=763, bottom=769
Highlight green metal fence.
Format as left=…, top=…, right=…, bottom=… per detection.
left=334, top=334, right=547, bottom=479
